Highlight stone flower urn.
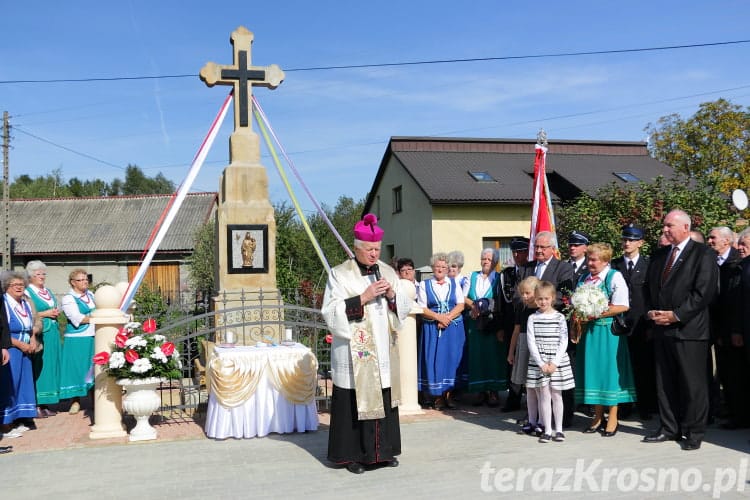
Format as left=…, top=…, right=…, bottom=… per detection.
left=117, top=377, right=163, bottom=441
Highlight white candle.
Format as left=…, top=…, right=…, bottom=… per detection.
left=225, top=331, right=235, bottom=345
left=285, top=328, right=293, bottom=341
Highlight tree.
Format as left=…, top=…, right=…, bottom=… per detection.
left=646, top=98, right=750, bottom=193
left=187, top=221, right=215, bottom=293
left=558, top=177, right=738, bottom=257
left=9, top=165, right=176, bottom=198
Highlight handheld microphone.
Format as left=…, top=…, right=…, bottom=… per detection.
left=372, top=264, right=385, bottom=299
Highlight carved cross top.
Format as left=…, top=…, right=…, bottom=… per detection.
left=200, top=26, right=284, bottom=129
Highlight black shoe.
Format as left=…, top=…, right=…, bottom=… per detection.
left=388, top=458, right=399, bottom=467
left=0, top=446, right=12, bottom=454
left=346, top=462, right=365, bottom=474
left=642, top=432, right=677, bottom=443
left=602, top=424, right=619, bottom=437
left=681, top=438, right=701, bottom=451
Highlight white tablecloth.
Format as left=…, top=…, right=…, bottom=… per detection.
left=205, top=344, right=319, bottom=439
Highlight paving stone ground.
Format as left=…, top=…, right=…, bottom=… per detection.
left=2, top=397, right=749, bottom=499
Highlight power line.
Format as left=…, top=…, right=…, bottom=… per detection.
left=13, top=127, right=127, bottom=170
left=1, top=39, right=748, bottom=84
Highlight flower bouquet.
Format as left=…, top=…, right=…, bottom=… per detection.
left=565, top=284, right=609, bottom=343
left=93, top=321, right=182, bottom=381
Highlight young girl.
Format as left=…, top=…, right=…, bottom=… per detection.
left=507, top=276, right=540, bottom=435
left=526, top=281, right=575, bottom=443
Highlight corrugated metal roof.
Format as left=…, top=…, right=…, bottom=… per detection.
left=10, top=192, right=217, bottom=255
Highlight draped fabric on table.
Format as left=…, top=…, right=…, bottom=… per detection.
left=208, top=346, right=318, bottom=407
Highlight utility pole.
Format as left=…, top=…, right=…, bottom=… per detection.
left=2, top=111, right=9, bottom=269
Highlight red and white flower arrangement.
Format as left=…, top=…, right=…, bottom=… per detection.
left=93, top=320, right=182, bottom=381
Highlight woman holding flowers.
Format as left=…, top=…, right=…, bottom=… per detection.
left=574, top=243, right=636, bottom=437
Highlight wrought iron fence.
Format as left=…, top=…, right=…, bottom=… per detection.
left=146, top=287, right=330, bottom=421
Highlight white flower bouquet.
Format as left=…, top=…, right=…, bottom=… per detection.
left=569, top=283, right=609, bottom=321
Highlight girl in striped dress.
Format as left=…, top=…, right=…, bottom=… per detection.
left=526, top=281, right=575, bottom=443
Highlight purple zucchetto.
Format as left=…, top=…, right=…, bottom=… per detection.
left=353, top=213, right=384, bottom=242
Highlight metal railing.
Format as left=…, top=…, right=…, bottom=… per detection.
left=147, top=288, right=330, bottom=421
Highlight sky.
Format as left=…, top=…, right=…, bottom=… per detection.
left=2, top=1, right=749, bottom=214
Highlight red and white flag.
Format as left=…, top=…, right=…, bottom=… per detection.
left=528, top=143, right=558, bottom=261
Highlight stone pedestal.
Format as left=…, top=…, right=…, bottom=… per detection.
left=89, top=284, right=129, bottom=440
left=397, top=279, right=424, bottom=415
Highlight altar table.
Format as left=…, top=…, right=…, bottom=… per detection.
left=205, top=343, right=319, bottom=439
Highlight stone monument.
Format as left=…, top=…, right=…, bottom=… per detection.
left=200, top=26, right=285, bottom=344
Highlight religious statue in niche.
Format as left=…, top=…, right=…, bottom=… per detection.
left=241, top=232, right=257, bottom=267
left=228, top=224, right=268, bottom=274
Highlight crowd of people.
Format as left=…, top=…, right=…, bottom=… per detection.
left=324, top=208, right=750, bottom=474
left=0, top=264, right=96, bottom=454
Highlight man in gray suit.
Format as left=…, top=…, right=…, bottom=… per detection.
left=643, top=210, right=718, bottom=451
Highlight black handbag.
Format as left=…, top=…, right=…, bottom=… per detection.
left=610, top=313, right=631, bottom=336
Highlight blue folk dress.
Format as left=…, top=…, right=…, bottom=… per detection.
left=27, top=285, right=61, bottom=405
left=418, top=278, right=465, bottom=396
left=0, top=295, right=37, bottom=423
left=59, top=291, right=96, bottom=399
left=574, top=269, right=637, bottom=406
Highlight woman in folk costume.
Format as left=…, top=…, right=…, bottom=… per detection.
left=464, top=248, right=506, bottom=407
left=59, top=268, right=96, bottom=415
left=322, top=214, right=411, bottom=475
left=575, top=243, right=636, bottom=437
left=25, top=261, right=61, bottom=417
left=0, top=271, right=40, bottom=438
left=417, top=252, right=465, bottom=410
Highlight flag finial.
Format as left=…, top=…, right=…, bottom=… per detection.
left=536, top=128, right=548, bottom=147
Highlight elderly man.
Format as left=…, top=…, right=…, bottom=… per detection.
left=322, top=214, right=410, bottom=474
left=643, top=210, right=718, bottom=451
left=709, top=226, right=745, bottom=429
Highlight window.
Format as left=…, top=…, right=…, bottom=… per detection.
left=613, top=172, right=640, bottom=183
left=392, top=186, right=402, bottom=213
left=469, top=171, right=496, bottom=182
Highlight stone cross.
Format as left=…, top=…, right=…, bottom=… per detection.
left=200, top=26, right=284, bottom=130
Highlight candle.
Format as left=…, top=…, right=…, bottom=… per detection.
left=285, top=328, right=293, bottom=341
left=225, top=331, right=235, bottom=345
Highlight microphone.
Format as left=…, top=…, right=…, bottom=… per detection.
left=372, top=264, right=385, bottom=300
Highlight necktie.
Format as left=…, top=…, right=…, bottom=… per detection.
left=717, top=255, right=723, bottom=266
left=627, top=260, right=634, bottom=276
left=661, top=246, right=679, bottom=284
left=535, top=262, right=545, bottom=279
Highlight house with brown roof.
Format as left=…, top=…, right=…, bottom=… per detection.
left=6, top=192, right=217, bottom=304
left=363, top=137, right=674, bottom=272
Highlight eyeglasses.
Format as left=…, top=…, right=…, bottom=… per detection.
left=73, top=278, right=89, bottom=282
left=9, top=283, right=25, bottom=288
left=399, top=268, right=414, bottom=273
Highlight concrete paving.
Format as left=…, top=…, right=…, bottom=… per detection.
left=2, top=409, right=749, bottom=499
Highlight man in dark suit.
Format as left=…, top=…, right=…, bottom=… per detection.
left=643, top=210, right=718, bottom=451
left=518, top=231, right=575, bottom=427
left=518, top=231, right=575, bottom=299
left=567, top=230, right=590, bottom=280
left=735, top=230, right=750, bottom=417
left=496, top=237, right=530, bottom=412
left=708, top=226, right=746, bottom=428
left=612, top=223, right=656, bottom=419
